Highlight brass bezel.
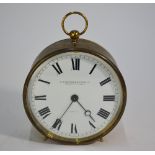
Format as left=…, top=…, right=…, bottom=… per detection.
left=23, top=39, right=127, bottom=145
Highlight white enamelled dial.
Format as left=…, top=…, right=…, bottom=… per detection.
left=26, top=52, right=124, bottom=141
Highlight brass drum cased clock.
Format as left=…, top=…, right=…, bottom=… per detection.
left=23, top=12, right=127, bottom=144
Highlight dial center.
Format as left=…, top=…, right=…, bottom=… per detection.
left=71, top=94, right=79, bottom=102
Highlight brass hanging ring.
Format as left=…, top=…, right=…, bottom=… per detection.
left=61, top=11, right=88, bottom=36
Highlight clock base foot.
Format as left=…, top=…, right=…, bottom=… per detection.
left=44, top=136, right=49, bottom=141
left=99, top=137, right=103, bottom=142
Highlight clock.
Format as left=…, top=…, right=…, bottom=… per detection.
left=23, top=12, right=127, bottom=144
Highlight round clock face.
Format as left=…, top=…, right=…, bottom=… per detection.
left=26, top=52, right=124, bottom=142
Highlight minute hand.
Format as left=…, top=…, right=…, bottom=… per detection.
left=59, top=101, right=73, bottom=119
left=76, top=100, right=95, bottom=122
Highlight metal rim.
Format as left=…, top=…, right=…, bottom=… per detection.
left=23, top=48, right=127, bottom=145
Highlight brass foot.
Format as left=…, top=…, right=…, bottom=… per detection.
left=44, top=136, right=49, bottom=141
left=99, top=137, right=103, bottom=142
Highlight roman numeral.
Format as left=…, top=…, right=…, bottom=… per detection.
left=38, top=106, right=51, bottom=119
left=103, top=95, right=115, bottom=101
left=100, top=77, right=111, bottom=86
left=71, top=123, right=78, bottom=134
left=89, top=64, right=97, bottom=74
left=71, top=58, right=80, bottom=70
left=52, top=62, right=63, bottom=74
left=97, top=108, right=110, bottom=119
left=35, top=95, right=46, bottom=100
left=52, top=119, right=62, bottom=130
left=38, top=79, right=50, bottom=84
left=89, top=121, right=96, bottom=129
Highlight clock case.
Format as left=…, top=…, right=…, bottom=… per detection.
left=23, top=38, right=127, bottom=144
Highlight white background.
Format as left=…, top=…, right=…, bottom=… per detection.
left=0, top=3, right=155, bottom=150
